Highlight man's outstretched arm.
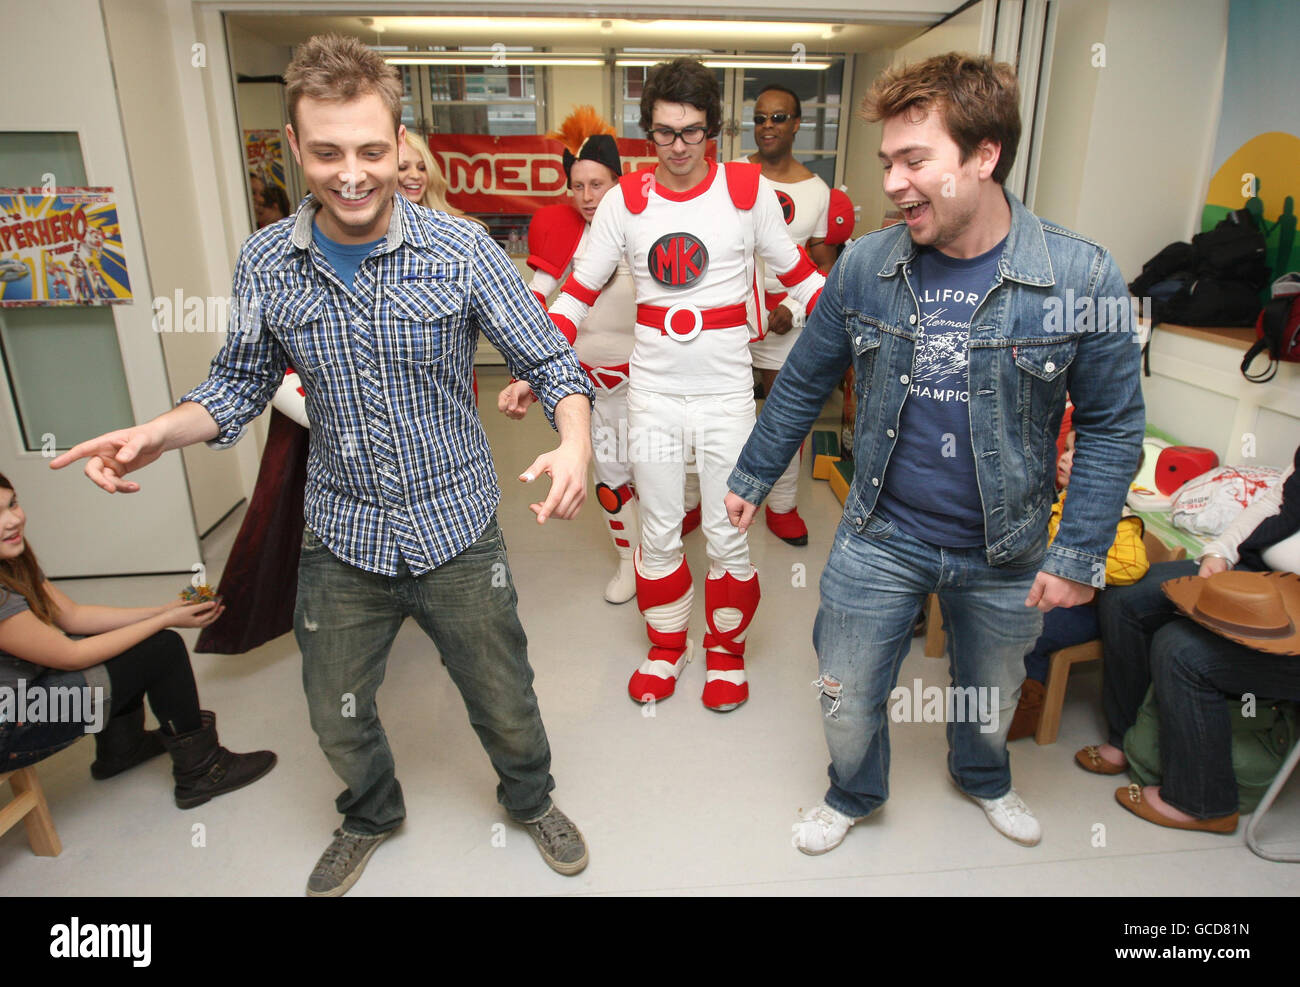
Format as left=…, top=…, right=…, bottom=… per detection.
left=49, top=402, right=219, bottom=493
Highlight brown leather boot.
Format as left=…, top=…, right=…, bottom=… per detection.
left=159, top=710, right=277, bottom=809
left=1007, top=679, right=1046, bottom=741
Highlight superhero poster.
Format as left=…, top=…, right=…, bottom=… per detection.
left=0, top=188, right=132, bottom=307
left=244, top=129, right=291, bottom=228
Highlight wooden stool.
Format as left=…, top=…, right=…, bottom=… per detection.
left=0, top=766, right=62, bottom=856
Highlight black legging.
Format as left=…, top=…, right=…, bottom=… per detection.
left=104, top=629, right=202, bottom=735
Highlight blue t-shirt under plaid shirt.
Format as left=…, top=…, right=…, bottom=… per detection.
left=182, top=194, right=593, bottom=576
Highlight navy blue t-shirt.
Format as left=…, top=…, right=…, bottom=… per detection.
left=876, top=238, right=1005, bottom=547
left=313, top=221, right=384, bottom=291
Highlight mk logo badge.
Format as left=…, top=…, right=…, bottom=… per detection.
left=649, top=233, right=708, bottom=288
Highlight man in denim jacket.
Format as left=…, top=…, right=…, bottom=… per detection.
left=725, top=54, right=1143, bottom=853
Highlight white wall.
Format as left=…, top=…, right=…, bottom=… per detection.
left=841, top=50, right=894, bottom=233
left=890, top=0, right=989, bottom=64
left=0, top=0, right=202, bottom=575
left=102, top=0, right=254, bottom=534
left=1033, top=0, right=1228, bottom=280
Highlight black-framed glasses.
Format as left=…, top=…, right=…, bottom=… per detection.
left=753, top=113, right=794, bottom=126
left=649, top=125, right=708, bottom=146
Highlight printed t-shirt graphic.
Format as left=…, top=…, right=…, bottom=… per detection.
left=876, top=238, right=1006, bottom=547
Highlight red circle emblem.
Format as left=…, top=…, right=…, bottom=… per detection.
left=776, top=190, right=795, bottom=224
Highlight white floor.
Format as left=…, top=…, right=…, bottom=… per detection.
left=4, top=367, right=1298, bottom=896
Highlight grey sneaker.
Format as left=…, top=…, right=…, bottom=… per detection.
left=518, top=805, right=589, bottom=875
left=306, top=827, right=394, bottom=897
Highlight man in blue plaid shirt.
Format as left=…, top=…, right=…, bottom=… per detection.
left=52, top=34, right=595, bottom=896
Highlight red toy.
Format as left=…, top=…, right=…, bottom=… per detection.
left=1155, top=445, right=1219, bottom=495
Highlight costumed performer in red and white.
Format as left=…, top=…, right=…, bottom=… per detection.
left=542, top=60, right=826, bottom=712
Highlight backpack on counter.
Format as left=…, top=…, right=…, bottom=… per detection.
left=1241, top=273, right=1300, bottom=383
left=1161, top=209, right=1272, bottom=327
left=1132, top=209, right=1271, bottom=375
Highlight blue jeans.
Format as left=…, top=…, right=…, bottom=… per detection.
left=1023, top=604, right=1101, bottom=682
left=1150, top=620, right=1300, bottom=817
left=1097, top=559, right=1199, bottom=747
left=294, top=516, right=555, bottom=836
left=813, top=515, right=1044, bottom=818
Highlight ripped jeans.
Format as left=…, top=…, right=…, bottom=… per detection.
left=812, top=515, right=1043, bottom=818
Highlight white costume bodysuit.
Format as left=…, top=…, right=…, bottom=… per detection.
left=549, top=160, right=825, bottom=710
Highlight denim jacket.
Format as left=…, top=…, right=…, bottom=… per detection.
left=729, top=191, right=1145, bottom=585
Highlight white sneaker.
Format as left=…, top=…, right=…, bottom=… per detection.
left=604, top=558, right=636, bottom=604
left=791, top=803, right=859, bottom=855
left=966, top=788, right=1042, bottom=846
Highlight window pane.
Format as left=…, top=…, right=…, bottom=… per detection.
left=0, top=305, right=133, bottom=451
left=429, top=65, right=536, bottom=103
left=741, top=63, right=844, bottom=105
left=0, top=132, right=88, bottom=187
left=430, top=103, right=536, bottom=136
left=622, top=102, right=641, bottom=137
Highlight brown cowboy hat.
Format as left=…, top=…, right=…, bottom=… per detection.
left=1162, top=570, right=1300, bottom=657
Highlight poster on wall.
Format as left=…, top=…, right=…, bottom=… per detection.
left=0, top=187, right=132, bottom=307
left=1202, top=1, right=1300, bottom=279
left=244, top=129, right=291, bottom=228
left=427, top=134, right=664, bottom=214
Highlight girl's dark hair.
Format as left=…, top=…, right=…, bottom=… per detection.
left=0, top=472, right=56, bottom=625
left=639, top=58, right=722, bottom=139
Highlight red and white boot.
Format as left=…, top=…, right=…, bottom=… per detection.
left=701, top=568, right=761, bottom=712
left=629, top=550, right=694, bottom=704
left=764, top=444, right=808, bottom=545
left=764, top=505, right=808, bottom=546
left=596, top=482, right=638, bottom=604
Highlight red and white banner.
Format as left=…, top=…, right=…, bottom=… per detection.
left=428, top=134, right=666, bottom=214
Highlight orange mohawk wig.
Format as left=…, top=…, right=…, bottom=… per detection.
left=547, top=105, right=616, bottom=155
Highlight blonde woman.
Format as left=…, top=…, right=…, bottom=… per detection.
left=399, top=132, right=487, bottom=229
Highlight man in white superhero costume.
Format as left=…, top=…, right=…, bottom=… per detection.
left=745, top=84, right=855, bottom=546
left=503, top=116, right=640, bottom=604
left=547, top=59, right=825, bottom=711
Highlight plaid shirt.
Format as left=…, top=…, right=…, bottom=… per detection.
left=183, top=194, right=592, bottom=576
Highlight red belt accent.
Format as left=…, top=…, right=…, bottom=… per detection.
left=764, top=291, right=788, bottom=313
left=637, top=302, right=749, bottom=337
left=581, top=362, right=630, bottom=392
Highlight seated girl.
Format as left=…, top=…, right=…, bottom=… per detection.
left=0, top=472, right=275, bottom=808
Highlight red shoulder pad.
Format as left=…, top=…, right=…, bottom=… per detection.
left=723, top=161, right=761, bottom=210
left=526, top=203, right=585, bottom=278
left=620, top=167, right=655, bottom=214
left=825, top=187, right=856, bottom=246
